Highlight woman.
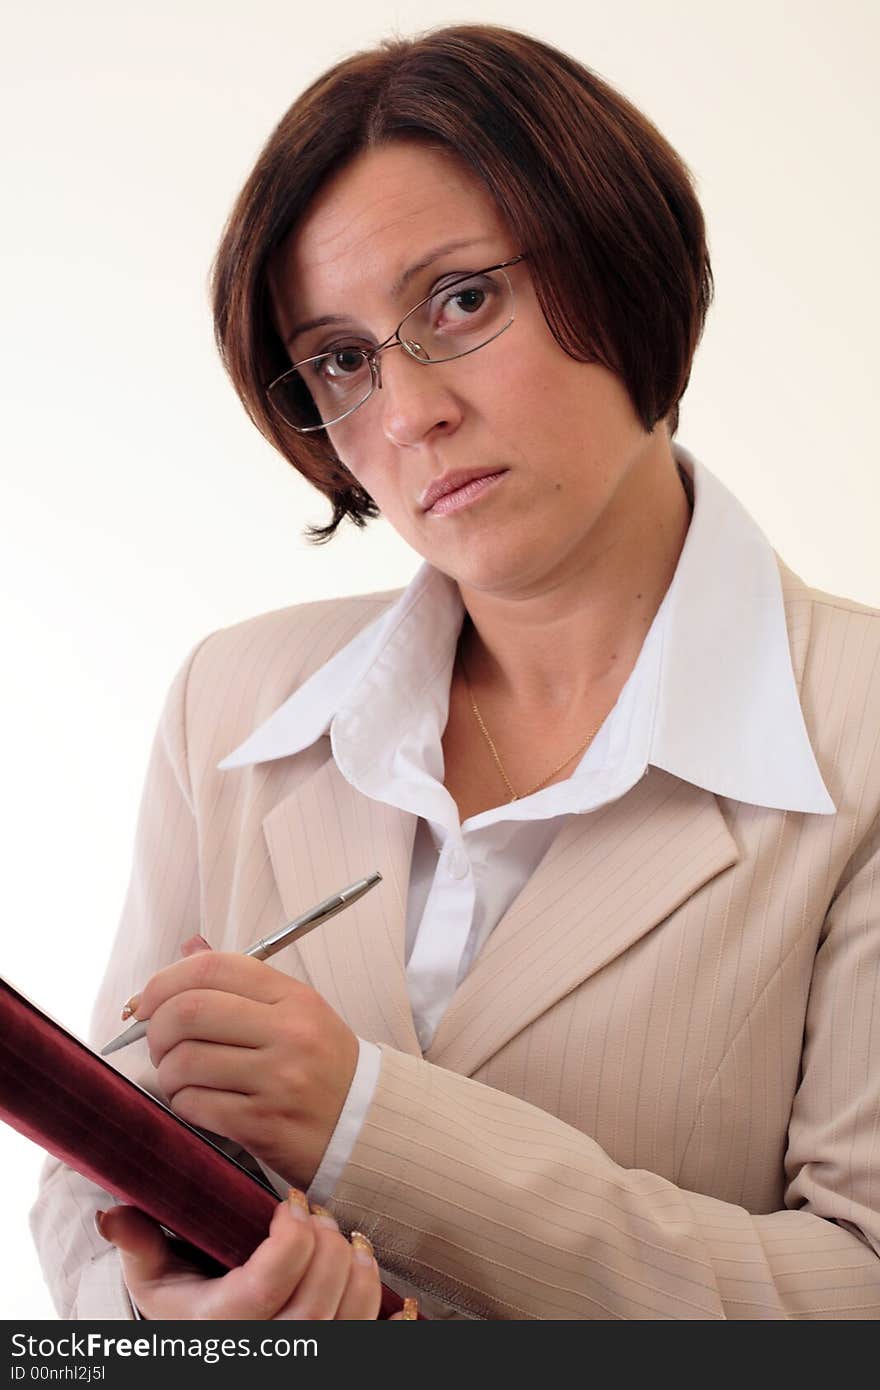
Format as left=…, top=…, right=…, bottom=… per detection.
left=31, top=24, right=880, bottom=1319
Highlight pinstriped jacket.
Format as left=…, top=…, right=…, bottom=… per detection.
left=31, top=555, right=880, bottom=1319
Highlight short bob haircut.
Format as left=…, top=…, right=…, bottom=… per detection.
left=211, top=24, right=713, bottom=543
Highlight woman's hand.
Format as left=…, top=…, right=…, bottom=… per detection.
left=125, top=944, right=358, bottom=1188
left=95, top=1191, right=389, bottom=1320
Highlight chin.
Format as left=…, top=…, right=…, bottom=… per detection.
left=446, top=549, right=531, bottom=595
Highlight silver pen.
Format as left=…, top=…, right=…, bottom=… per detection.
left=99, top=871, right=382, bottom=1058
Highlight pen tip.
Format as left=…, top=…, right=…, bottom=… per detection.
left=99, top=1019, right=147, bottom=1056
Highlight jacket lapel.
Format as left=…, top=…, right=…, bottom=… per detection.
left=426, top=555, right=813, bottom=1074
left=426, top=769, right=740, bottom=1074
left=261, top=752, right=422, bottom=1056
left=425, top=556, right=811, bottom=1073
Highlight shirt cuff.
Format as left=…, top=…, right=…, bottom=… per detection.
left=306, top=1037, right=382, bottom=1206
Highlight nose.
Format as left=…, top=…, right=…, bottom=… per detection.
left=374, top=343, right=464, bottom=449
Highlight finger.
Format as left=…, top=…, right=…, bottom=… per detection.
left=332, top=1232, right=382, bottom=1320
left=119, top=939, right=211, bottom=1021
left=136, top=951, right=297, bottom=1025
left=148, top=995, right=267, bottom=1070
left=97, top=1205, right=186, bottom=1290
left=158, top=1083, right=262, bottom=1137
left=389, top=1298, right=420, bottom=1320
left=199, top=1192, right=317, bottom=1320
left=158, top=1039, right=260, bottom=1105
left=272, top=1211, right=354, bottom=1320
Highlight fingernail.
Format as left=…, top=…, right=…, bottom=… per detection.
left=287, top=1189, right=310, bottom=1221
left=120, top=994, right=140, bottom=1022
left=350, top=1231, right=375, bottom=1266
left=309, top=1203, right=338, bottom=1230
left=181, top=935, right=211, bottom=956
left=94, top=1210, right=108, bottom=1241
left=401, top=1296, right=419, bottom=1319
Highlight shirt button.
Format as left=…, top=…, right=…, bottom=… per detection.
left=446, top=847, right=469, bottom=880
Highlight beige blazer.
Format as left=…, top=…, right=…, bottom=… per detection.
left=31, top=556, right=880, bottom=1319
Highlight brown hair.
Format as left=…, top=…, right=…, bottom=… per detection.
left=211, top=24, right=713, bottom=543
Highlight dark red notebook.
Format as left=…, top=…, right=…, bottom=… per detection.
left=1, top=976, right=422, bottom=1318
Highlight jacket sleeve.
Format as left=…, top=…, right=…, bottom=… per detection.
left=327, top=814, right=880, bottom=1320
left=29, top=638, right=209, bottom=1319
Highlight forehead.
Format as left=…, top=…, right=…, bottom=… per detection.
left=269, top=142, right=509, bottom=315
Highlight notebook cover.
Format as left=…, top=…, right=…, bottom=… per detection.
left=1, top=976, right=421, bottom=1318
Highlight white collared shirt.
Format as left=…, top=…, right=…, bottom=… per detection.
left=217, top=443, right=835, bottom=1205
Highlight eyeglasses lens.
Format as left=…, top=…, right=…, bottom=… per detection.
left=269, top=352, right=373, bottom=434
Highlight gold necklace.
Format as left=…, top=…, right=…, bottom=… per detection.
left=459, top=644, right=604, bottom=802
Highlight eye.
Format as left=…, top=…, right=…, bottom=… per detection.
left=447, top=286, right=486, bottom=314
left=311, top=347, right=369, bottom=382
left=428, top=276, right=497, bottom=331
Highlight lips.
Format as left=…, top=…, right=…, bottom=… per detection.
left=419, top=468, right=508, bottom=512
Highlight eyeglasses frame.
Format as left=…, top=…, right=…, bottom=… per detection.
left=266, top=254, right=527, bottom=434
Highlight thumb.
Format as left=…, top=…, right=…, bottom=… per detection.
left=96, top=1205, right=176, bottom=1285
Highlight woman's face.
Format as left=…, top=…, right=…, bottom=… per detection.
left=269, top=141, right=664, bottom=600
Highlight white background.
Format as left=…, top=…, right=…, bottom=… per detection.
left=2, top=0, right=877, bottom=1318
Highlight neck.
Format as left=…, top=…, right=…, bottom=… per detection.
left=456, top=442, right=693, bottom=716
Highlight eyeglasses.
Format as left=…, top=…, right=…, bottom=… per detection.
left=266, top=255, right=526, bottom=433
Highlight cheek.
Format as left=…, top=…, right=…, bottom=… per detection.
left=467, top=340, right=570, bottom=448
left=327, top=435, right=408, bottom=522
left=325, top=426, right=378, bottom=493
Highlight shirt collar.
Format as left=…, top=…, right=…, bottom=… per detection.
left=218, top=444, right=835, bottom=816
left=655, top=445, right=834, bottom=813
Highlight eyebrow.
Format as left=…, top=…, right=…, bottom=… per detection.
left=389, top=237, right=488, bottom=298
left=283, top=313, right=348, bottom=349
left=283, top=237, right=490, bottom=348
